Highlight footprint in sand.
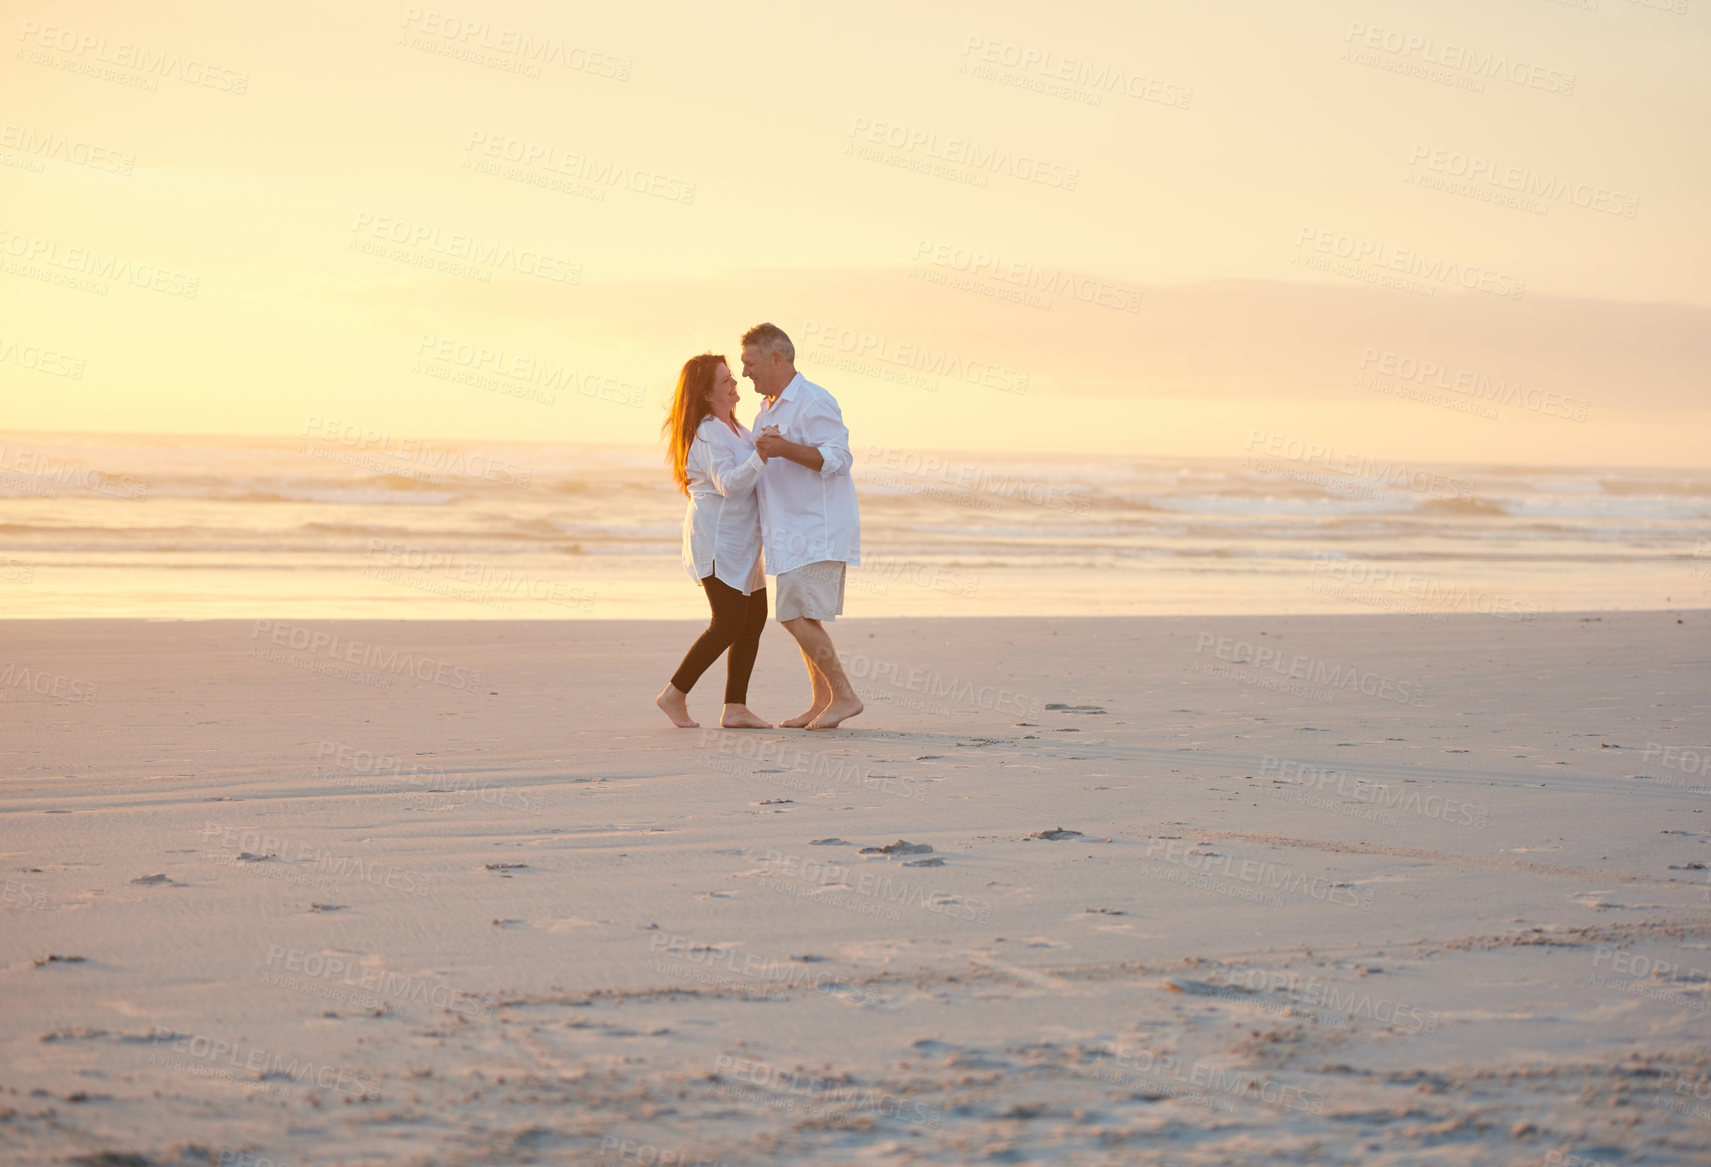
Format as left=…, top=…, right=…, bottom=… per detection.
left=860, top=840, right=933, bottom=856
left=1028, top=827, right=1084, bottom=841
left=1164, top=977, right=1251, bottom=996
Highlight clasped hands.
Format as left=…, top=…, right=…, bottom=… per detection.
left=754, top=425, right=788, bottom=460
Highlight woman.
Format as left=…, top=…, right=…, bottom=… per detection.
left=655, top=353, right=772, bottom=729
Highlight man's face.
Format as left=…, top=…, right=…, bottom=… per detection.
left=741, top=344, right=778, bottom=395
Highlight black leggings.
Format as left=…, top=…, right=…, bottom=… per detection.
left=670, top=574, right=768, bottom=705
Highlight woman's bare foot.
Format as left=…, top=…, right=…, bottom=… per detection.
left=807, top=697, right=863, bottom=730
left=780, top=704, right=828, bottom=728
left=655, top=684, right=698, bottom=728
left=720, top=704, right=773, bottom=729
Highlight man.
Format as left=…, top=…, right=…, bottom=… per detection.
left=741, top=322, right=863, bottom=730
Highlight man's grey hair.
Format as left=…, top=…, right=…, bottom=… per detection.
left=741, top=322, right=794, bottom=362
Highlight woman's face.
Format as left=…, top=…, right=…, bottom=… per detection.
left=707, top=362, right=740, bottom=418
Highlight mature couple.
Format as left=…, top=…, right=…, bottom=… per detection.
left=654, top=323, right=863, bottom=731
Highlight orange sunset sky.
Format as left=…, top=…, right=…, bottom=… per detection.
left=3, top=0, right=1707, bottom=465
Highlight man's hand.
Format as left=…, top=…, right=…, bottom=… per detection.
left=754, top=425, right=823, bottom=471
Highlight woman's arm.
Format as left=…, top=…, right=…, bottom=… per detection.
left=702, top=431, right=765, bottom=499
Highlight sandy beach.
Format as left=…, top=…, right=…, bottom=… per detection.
left=3, top=612, right=1710, bottom=1165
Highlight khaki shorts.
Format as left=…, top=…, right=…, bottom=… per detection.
left=775, top=561, right=846, bottom=622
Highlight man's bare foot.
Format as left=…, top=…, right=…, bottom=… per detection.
left=780, top=704, right=829, bottom=729
left=807, top=697, right=863, bottom=730
left=655, top=684, right=698, bottom=728
left=720, top=704, right=773, bottom=729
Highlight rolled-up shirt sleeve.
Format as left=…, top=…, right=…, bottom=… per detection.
left=802, top=394, right=852, bottom=478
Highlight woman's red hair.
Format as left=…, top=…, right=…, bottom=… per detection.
left=662, top=353, right=728, bottom=495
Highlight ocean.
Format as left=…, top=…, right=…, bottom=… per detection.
left=1, top=433, right=1707, bottom=619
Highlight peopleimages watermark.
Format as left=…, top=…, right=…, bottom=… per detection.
left=909, top=238, right=1141, bottom=313
left=0, top=443, right=145, bottom=500
left=1587, top=945, right=1710, bottom=1013
left=1293, top=225, right=1525, bottom=300
left=312, top=740, right=538, bottom=811
left=1262, top=755, right=1490, bottom=829
left=846, top=116, right=1080, bottom=192
left=349, top=211, right=581, bottom=285
left=1686, top=537, right=1711, bottom=583
left=1647, top=1073, right=1711, bottom=1130
left=0, top=662, right=98, bottom=702
left=1242, top=429, right=1474, bottom=501
left=1188, top=632, right=1426, bottom=706
left=399, top=8, right=630, bottom=80
left=363, top=539, right=596, bottom=612
left=713, top=1053, right=941, bottom=1127
left=0, top=334, right=86, bottom=380
left=1141, top=837, right=1375, bottom=911
left=1206, top=961, right=1441, bottom=1032
left=698, top=729, right=924, bottom=801
left=249, top=620, right=485, bottom=692
left=598, top=1136, right=731, bottom=1167
left=2, top=875, right=49, bottom=910
left=16, top=20, right=250, bottom=94
left=200, top=823, right=433, bottom=896
left=146, top=1027, right=378, bottom=1097
left=1405, top=144, right=1636, bottom=219
left=1356, top=348, right=1588, bottom=422
left=1637, top=743, right=1711, bottom=792
left=0, top=228, right=200, bottom=298
left=958, top=34, right=1192, bottom=110
left=861, top=445, right=1090, bottom=516
left=1098, top=1044, right=1326, bottom=1115
left=215, top=1152, right=294, bottom=1167
left=1341, top=22, right=1577, bottom=97
left=837, top=650, right=1039, bottom=719
left=301, top=416, right=535, bottom=486
left=463, top=130, right=694, bottom=204
left=756, top=848, right=995, bottom=924
left=1308, top=553, right=1538, bottom=622
left=411, top=333, right=647, bottom=408
left=262, top=944, right=493, bottom=1018
left=851, top=554, right=981, bottom=600
left=0, top=122, right=134, bottom=175
left=800, top=319, right=1029, bottom=394
left=646, top=933, right=879, bottom=1005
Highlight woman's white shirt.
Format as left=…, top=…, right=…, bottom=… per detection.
left=682, top=416, right=766, bottom=594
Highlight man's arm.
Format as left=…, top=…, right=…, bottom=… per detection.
left=755, top=431, right=824, bottom=472
left=761, top=391, right=849, bottom=477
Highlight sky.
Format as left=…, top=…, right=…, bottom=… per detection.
left=3, top=0, right=1708, bottom=466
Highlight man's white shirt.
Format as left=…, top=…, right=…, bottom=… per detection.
left=755, top=372, right=861, bottom=576
left=681, top=416, right=765, bottom=595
